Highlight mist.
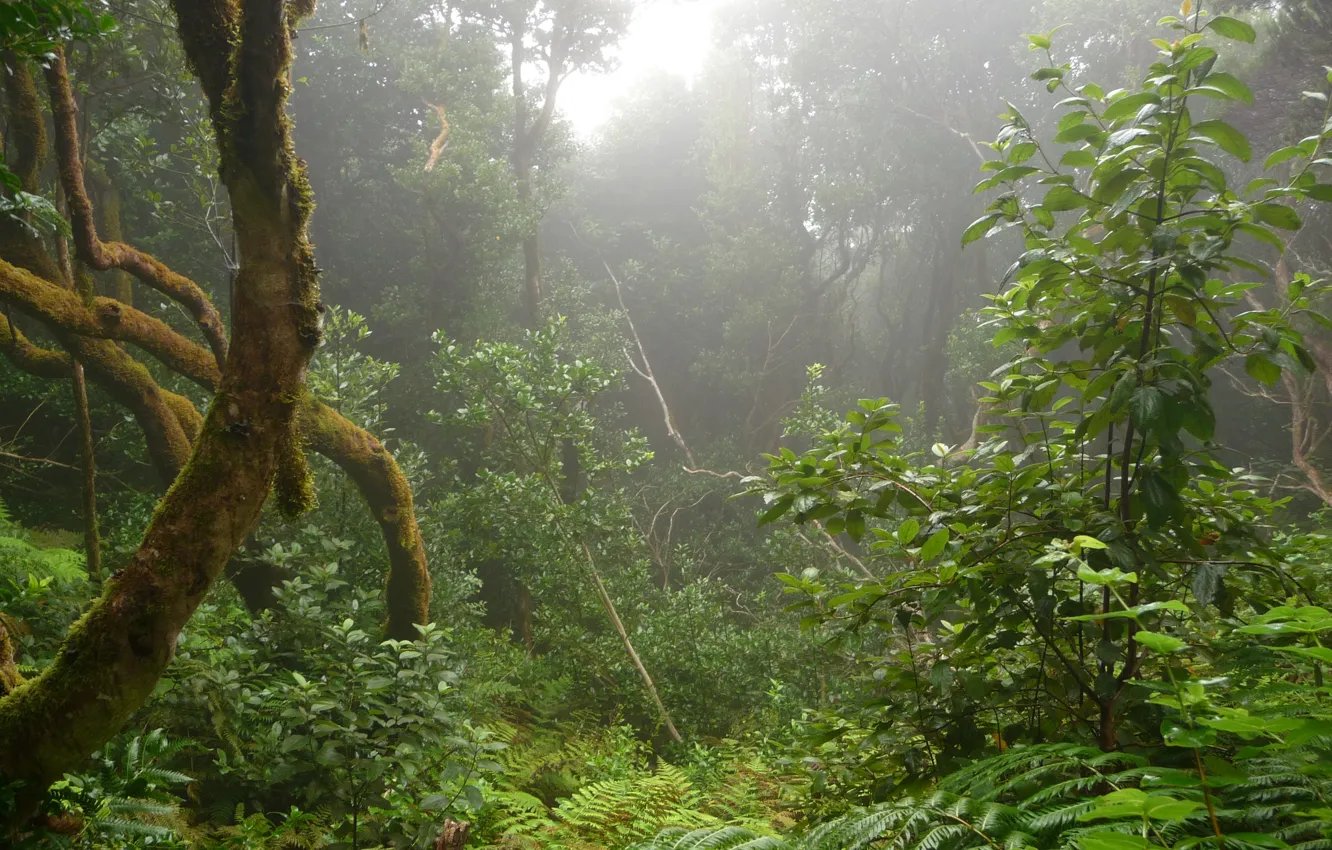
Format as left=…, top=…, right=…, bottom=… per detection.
left=2, top=0, right=1332, bottom=847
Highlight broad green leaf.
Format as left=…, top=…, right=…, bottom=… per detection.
left=1077, top=564, right=1138, bottom=587
left=1078, top=833, right=1150, bottom=850
left=1073, top=534, right=1107, bottom=550
left=897, top=518, right=920, bottom=545
left=1205, top=15, right=1256, bottom=43
left=1044, top=185, right=1087, bottom=211
left=1129, top=386, right=1165, bottom=428
left=1143, top=797, right=1202, bottom=820
left=1191, top=119, right=1252, bottom=161
left=1102, top=91, right=1160, bottom=123
left=1108, top=369, right=1137, bottom=412
left=962, top=212, right=1004, bottom=247
left=1060, top=149, right=1098, bottom=168
left=1273, top=645, right=1332, bottom=665
left=1164, top=295, right=1197, bottom=326
left=1134, top=630, right=1187, bottom=654
left=919, top=528, right=950, bottom=561
left=1192, top=562, right=1226, bottom=606
left=1252, top=203, right=1302, bottom=230
left=846, top=510, right=866, bottom=542
left=1245, top=352, right=1282, bottom=386
left=1189, top=71, right=1252, bottom=103
left=1265, top=145, right=1305, bottom=170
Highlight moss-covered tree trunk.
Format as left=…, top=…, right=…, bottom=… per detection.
left=0, top=0, right=322, bottom=817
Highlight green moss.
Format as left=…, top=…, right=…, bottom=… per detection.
left=2, top=61, right=46, bottom=191
left=287, top=0, right=316, bottom=26
left=0, top=620, right=22, bottom=698
left=274, top=422, right=316, bottom=519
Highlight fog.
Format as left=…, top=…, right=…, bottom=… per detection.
left=2, top=0, right=1332, bottom=846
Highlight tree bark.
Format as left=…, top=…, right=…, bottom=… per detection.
left=0, top=0, right=319, bottom=807
left=70, top=359, right=100, bottom=577
left=510, top=30, right=543, bottom=328
left=302, top=399, right=431, bottom=639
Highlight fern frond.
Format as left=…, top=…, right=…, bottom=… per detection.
left=634, top=826, right=793, bottom=850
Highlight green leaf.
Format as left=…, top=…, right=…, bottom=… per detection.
left=1245, top=352, right=1282, bottom=386
left=919, top=528, right=950, bottom=561
left=1273, top=645, right=1332, bottom=665
left=1061, top=149, right=1097, bottom=168
left=758, top=497, right=792, bottom=526
left=1043, top=185, right=1087, bottom=211
left=1102, top=91, right=1160, bottom=123
left=1108, top=369, right=1137, bottom=413
left=1266, top=145, right=1305, bottom=170
left=1129, top=386, right=1165, bottom=428
left=1252, top=203, right=1302, bottom=230
left=1164, top=295, right=1197, bottom=326
left=1205, top=15, right=1256, bottom=43
left=1134, top=630, right=1187, bottom=654
left=962, top=212, right=1004, bottom=247
left=1191, top=119, right=1252, bottom=161
left=1077, top=564, right=1139, bottom=587
left=1141, top=470, right=1183, bottom=527
left=1192, top=562, right=1226, bottom=607
left=846, top=510, right=866, bottom=542
left=1054, top=123, right=1103, bottom=144
left=1189, top=71, right=1253, bottom=103
left=897, top=518, right=920, bottom=545
left=1078, top=834, right=1150, bottom=850
left=1308, top=184, right=1332, bottom=202
left=1143, top=797, right=1202, bottom=820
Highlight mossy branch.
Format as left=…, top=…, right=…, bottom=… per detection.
left=302, top=399, right=431, bottom=640
left=0, top=311, right=72, bottom=378
left=0, top=263, right=429, bottom=634
left=0, top=258, right=222, bottom=389
left=43, top=49, right=230, bottom=368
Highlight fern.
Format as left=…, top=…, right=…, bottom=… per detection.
left=43, top=728, right=195, bottom=848
left=634, top=742, right=1332, bottom=850
left=643, top=826, right=794, bottom=850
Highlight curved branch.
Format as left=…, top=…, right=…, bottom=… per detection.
left=0, top=311, right=72, bottom=378
left=44, top=49, right=229, bottom=368
left=0, top=259, right=221, bottom=389
left=64, top=333, right=194, bottom=481
left=0, top=260, right=424, bottom=628
left=301, top=399, right=431, bottom=640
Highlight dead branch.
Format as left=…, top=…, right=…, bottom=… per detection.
left=423, top=100, right=450, bottom=172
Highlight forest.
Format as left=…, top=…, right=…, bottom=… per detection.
left=2, top=0, right=1332, bottom=847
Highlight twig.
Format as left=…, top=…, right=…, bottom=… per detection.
left=0, top=450, right=78, bottom=470
left=567, top=221, right=698, bottom=467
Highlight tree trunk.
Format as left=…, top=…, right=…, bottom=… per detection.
left=511, top=27, right=543, bottom=329
left=0, top=0, right=322, bottom=812
left=435, top=820, right=470, bottom=850
left=70, top=361, right=100, bottom=577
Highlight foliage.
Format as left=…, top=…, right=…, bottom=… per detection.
left=474, top=719, right=798, bottom=850
left=0, top=497, right=89, bottom=671
left=161, top=550, right=499, bottom=848
left=750, top=6, right=1332, bottom=777
left=37, top=729, right=193, bottom=849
